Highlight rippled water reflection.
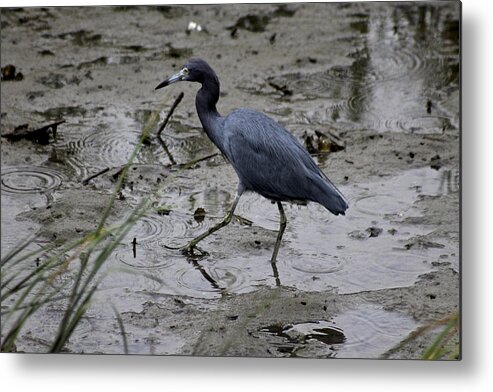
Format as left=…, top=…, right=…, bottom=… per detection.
left=331, top=306, right=418, bottom=358
left=1, top=165, right=64, bottom=194
left=267, top=3, right=459, bottom=135
left=1, top=165, right=64, bottom=255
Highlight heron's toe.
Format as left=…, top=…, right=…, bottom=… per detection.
left=182, top=244, right=209, bottom=259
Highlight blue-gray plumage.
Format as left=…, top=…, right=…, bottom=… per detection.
left=156, top=58, right=348, bottom=262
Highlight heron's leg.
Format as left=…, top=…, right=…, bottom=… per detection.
left=270, top=257, right=281, bottom=287
left=270, top=202, right=287, bottom=263
left=184, top=193, right=242, bottom=252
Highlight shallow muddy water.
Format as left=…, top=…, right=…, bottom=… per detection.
left=1, top=2, right=460, bottom=358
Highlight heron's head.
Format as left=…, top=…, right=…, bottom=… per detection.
left=155, top=58, right=217, bottom=89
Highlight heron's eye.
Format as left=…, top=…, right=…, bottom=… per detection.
left=182, top=67, right=189, bottom=75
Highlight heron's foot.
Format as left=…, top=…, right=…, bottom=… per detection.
left=162, top=240, right=209, bottom=259
left=162, top=243, right=185, bottom=250
left=233, top=214, right=253, bottom=226
left=181, top=243, right=209, bottom=260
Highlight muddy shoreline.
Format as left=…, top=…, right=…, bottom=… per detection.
left=1, top=3, right=460, bottom=358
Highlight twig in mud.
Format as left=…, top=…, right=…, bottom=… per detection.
left=177, top=152, right=219, bottom=170
left=268, top=81, right=293, bottom=96
left=2, top=120, right=65, bottom=145
left=82, top=167, right=110, bottom=185
left=157, top=137, right=177, bottom=166
left=156, top=92, right=184, bottom=166
left=157, top=92, right=184, bottom=138
left=132, top=237, right=137, bottom=258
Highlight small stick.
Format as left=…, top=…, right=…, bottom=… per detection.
left=82, top=167, right=110, bottom=185
left=177, top=152, right=219, bottom=170
left=157, top=92, right=184, bottom=138
left=156, top=92, right=184, bottom=165
left=132, top=237, right=137, bottom=258
left=157, top=137, right=177, bottom=166
left=268, top=81, right=293, bottom=96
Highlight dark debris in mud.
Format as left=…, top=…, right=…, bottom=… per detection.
left=404, top=236, right=446, bottom=250
left=1, top=64, right=24, bottom=81
left=38, top=49, right=55, bottom=56
left=1, top=120, right=64, bottom=145
left=227, top=4, right=296, bottom=35
left=56, top=30, right=103, bottom=46
left=165, top=44, right=193, bottom=59
left=430, top=154, right=443, bottom=170
left=304, top=129, right=345, bottom=155
left=152, top=5, right=188, bottom=19
left=272, top=4, right=297, bottom=18
left=259, top=322, right=345, bottom=349
left=193, top=207, right=206, bottom=223
left=268, top=81, right=293, bottom=96
left=366, top=226, right=383, bottom=238
left=76, top=57, right=109, bottom=69
left=348, top=227, right=383, bottom=240
left=227, top=14, right=271, bottom=33
left=37, top=73, right=81, bottom=89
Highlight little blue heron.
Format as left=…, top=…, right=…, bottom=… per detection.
left=156, top=58, right=348, bottom=262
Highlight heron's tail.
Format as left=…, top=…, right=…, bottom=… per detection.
left=310, top=175, right=348, bottom=216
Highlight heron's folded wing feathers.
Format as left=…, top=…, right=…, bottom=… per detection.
left=223, top=109, right=348, bottom=214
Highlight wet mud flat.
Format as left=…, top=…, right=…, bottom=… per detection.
left=1, top=2, right=460, bottom=358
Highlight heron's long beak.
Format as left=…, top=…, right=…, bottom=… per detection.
left=155, top=69, right=187, bottom=90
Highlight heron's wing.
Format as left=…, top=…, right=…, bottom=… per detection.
left=223, top=109, right=347, bottom=214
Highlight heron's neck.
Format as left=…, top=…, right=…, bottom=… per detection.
left=196, top=77, right=223, bottom=147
